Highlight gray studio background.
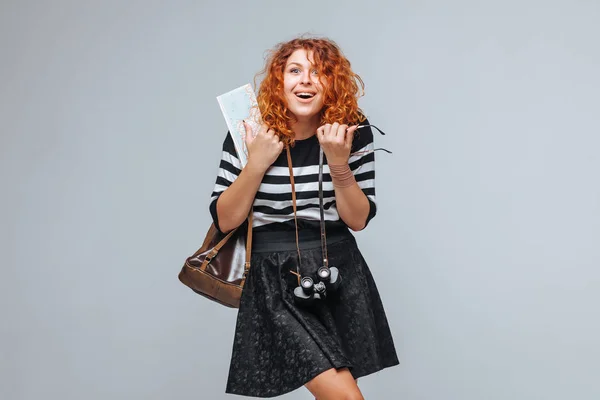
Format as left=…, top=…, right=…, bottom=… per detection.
left=2, top=1, right=599, bottom=399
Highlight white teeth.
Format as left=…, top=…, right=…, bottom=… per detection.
left=296, top=92, right=315, bottom=98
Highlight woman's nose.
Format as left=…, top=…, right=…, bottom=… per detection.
left=301, top=72, right=312, bottom=84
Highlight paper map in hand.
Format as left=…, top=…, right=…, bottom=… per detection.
left=216, top=83, right=262, bottom=167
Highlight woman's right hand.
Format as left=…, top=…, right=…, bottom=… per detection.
left=243, top=121, right=284, bottom=173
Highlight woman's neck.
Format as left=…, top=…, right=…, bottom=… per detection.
left=292, top=117, right=320, bottom=141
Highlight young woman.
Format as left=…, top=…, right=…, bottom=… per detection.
left=209, top=37, right=399, bottom=399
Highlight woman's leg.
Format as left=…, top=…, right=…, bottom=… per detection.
left=305, top=368, right=364, bottom=400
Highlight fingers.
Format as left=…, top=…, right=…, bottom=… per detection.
left=243, top=120, right=252, bottom=146
left=346, top=124, right=358, bottom=135
left=264, top=128, right=279, bottom=147
left=327, top=122, right=345, bottom=141
left=317, top=125, right=325, bottom=137
left=267, top=128, right=281, bottom=147
left=243, top=121, right=269, bottom=144
left=256, top=124, right=276, bottom=139
left=345, top=124, right=358, bottom=147
left=259, top=123, right=269, bottom=136
left=319, top=123, right=340, bottom=141
left=331, top=122, right=340, bottom=138
left=245, top=123, right=284, bottom=171
left=338, top=124, right=348, bottom=144
left=318, top=123, right=353, bottom=144
left=319, top=124, right=330, bottom=139
left=256, top=124, right=283, bottom=153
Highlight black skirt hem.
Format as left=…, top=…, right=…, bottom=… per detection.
left=224, top=360, right=400, bottom=398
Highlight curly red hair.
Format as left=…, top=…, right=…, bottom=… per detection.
left=254, top=36, right=366, bottom=145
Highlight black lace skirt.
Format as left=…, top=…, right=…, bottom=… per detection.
left=225, top=227, right=399, bottom=398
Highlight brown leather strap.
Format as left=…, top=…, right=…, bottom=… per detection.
left=199, top=210, right=252, bottom=272
left=245, top=210, right=253, bottom=267
left=197, top=226, right=238, bottom=266
left=286, top=147, right=302, bottom=280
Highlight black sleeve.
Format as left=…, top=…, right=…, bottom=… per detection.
left=208, top=132, right=242, bottom=233
left=349, top=119, right=377, bottom=227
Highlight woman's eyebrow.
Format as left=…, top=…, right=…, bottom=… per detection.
left=286, top=61, right=317, bottom=68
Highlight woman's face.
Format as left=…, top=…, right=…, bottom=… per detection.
left=282, top=49, right=326, bottom=123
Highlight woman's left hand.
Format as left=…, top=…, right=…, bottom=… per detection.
left=316, top=122, right=359, bottom=165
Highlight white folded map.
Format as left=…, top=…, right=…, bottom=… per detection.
left=216, top=83, right=262, bottom=168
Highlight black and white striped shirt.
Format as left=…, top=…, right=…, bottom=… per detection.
left=209, top=122, right=377, bottom=233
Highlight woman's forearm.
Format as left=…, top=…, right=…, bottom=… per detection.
left=216, top=162, right=265, bottom=233
left=334, top=182, right=370, bottom=231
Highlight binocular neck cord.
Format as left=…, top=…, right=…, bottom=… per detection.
left=286, top=145, right=330, bottom=284
left=318, top=146, right=329, bottom=268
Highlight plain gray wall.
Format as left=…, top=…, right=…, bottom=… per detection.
left=2, top=1, right=599, bottom=399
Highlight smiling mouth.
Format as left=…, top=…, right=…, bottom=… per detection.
left=295, top=92, right=316, bottom=99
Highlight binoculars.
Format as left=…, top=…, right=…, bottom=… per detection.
left=293, top=265, right=342, bottom=306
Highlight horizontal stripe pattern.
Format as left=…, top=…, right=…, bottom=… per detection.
left=209, top=122, right=378, bottom=231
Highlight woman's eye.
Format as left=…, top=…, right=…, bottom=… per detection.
left=311, top=69, right=318, bottom=75
left=290, top=68, right=300, bottom=73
